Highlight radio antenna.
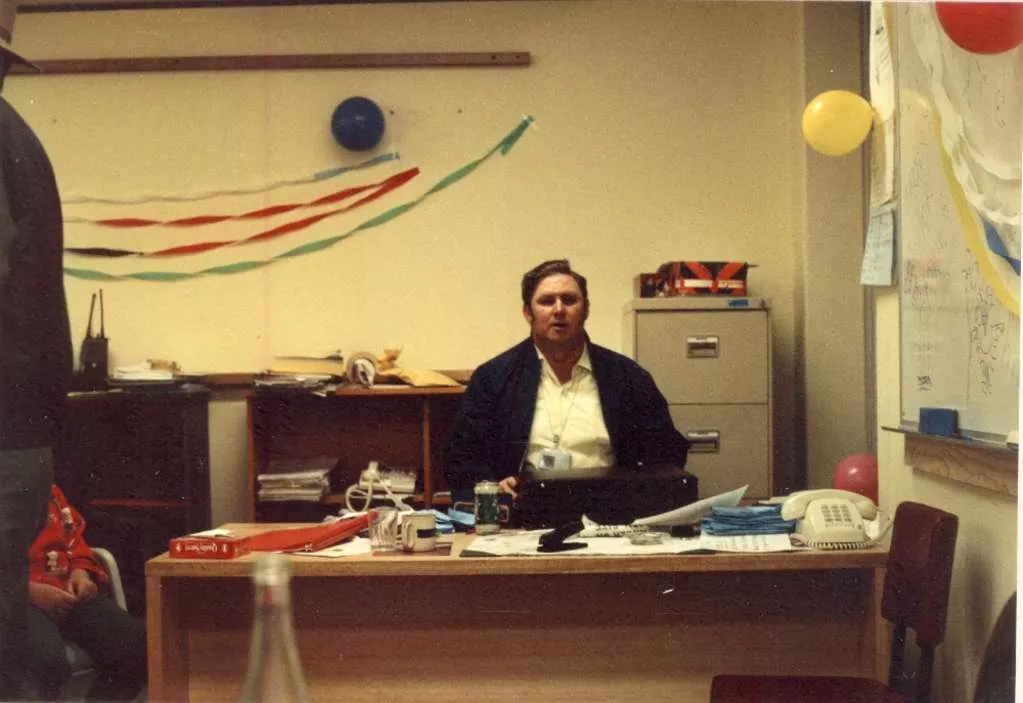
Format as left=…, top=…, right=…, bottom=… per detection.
left=98, top=289, right=106, bottom=339
left=85, top=293, right=97, bottom=339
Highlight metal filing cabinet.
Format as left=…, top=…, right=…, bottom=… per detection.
left=622, top=298, right=772, bottom=499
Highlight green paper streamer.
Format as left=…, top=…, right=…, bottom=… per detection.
left=64, top=116, right=534, bottom=282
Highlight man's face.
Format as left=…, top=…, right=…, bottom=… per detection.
left=523, top=273, right=588, bottom=346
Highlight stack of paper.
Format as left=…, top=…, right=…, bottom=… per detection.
left=257, top=468, right=331, bottom=502
left=111, top=362, right=175, bottom=382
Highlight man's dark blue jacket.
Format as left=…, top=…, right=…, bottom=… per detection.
left=444, top=338, right=689, bottom=492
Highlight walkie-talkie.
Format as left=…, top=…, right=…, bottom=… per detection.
left=79, top=289, right=108, bottom=391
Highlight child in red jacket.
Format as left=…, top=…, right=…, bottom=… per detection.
left=27, top=485, right=146, bottom=701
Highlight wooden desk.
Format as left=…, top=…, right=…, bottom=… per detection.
left=147, top=525, right=889, bottom=702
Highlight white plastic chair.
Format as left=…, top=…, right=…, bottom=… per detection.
left=60, top=547, right=129, bottom=701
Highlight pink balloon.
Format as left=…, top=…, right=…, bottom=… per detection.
left=833, top=453, right=879, bottom=504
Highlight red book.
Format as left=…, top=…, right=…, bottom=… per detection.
left=169, top=533, right=251, bottom=559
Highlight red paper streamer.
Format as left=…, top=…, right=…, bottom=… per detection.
left=87, top=168, right=418, bottom=229
left=67, top=167, right=419, bottom=259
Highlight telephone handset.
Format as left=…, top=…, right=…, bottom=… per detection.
left=781, top=489, right=880, bottom=550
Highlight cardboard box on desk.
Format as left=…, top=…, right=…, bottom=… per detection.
left=656, top=261, right=751, bottom=296
left=170, top=531, right=251, bottom=559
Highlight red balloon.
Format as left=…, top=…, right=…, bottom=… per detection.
left=833, top=453, right=879, bottom=504
left=936, top=2, right=1023, bottom=54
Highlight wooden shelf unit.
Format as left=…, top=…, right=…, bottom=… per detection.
left=246, top=385, right=465, bottom=521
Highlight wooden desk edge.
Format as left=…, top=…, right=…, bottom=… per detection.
left=147, top=528, right=888, bottom=578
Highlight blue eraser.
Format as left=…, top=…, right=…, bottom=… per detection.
left=727, top=299, right=750, bottom=308
left=919, top=407, right=958, bottom=437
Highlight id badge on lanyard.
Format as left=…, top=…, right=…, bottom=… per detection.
left=539, top=447, right=572, bottom=471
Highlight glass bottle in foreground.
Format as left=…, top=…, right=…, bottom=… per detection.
left=239, top=553, right=313, bottom=703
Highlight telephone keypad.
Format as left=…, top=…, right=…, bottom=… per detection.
left=821, top=503, right=854, bottom=525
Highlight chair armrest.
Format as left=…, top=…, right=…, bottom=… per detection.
left=90, top=547, right=127, bottom=610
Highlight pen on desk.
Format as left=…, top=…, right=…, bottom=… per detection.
left=68, top=388, right=124, bottom=398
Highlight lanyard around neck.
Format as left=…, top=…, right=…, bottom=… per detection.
left=541, top=369, right=582, bottom=447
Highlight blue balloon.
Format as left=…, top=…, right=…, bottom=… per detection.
left=330, top=97, right=385, bottom=152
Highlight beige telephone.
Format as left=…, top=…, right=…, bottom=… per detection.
left=780, top=489, right=879, bottom=550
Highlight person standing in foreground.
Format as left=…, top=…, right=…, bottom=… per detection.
left=445, top=259, right=688, bottom=497
left=0, top=1, right=74, bottom=698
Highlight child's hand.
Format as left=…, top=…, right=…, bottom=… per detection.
left=29, top=582, right=77, bottom=620
left=68, top=569, right=98, bottom=604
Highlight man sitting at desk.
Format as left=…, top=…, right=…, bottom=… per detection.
left=445, top=259, right=689, bottom=497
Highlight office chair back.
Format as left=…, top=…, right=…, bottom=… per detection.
left=882, top=501, right=958, bottom=702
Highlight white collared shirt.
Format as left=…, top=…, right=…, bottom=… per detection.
left=526, top=344, right=615, bottom=471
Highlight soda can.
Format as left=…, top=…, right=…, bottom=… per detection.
left=474, top=480, right=501, bottom=534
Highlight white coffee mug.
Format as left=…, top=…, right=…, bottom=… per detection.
left=401, top=511, right=437, bottom=552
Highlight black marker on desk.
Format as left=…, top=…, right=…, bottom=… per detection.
left=538, top=520, right=586, bottom=553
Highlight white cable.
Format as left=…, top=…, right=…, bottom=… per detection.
left=344, top=476, right=415, bottom=513
left=344, top=478, right=375, bottom=513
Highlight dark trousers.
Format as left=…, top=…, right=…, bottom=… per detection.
left=27, top=593, right=147, bottom=701
left=0, top=447, right=53, bottom=700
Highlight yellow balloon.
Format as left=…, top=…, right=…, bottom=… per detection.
left=801, top=90, right=875, bottom=156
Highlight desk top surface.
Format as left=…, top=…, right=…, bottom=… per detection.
left=146, top=523, right=888, bottom=579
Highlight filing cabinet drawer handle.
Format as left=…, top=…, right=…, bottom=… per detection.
left=687, top=430, right=720, bottom=453
left=686, top=336, right=719, bottom=358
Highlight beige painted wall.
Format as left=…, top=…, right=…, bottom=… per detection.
left=800, top=2, right=871, bottom=491
left=12, top=1, right=804, bottom=371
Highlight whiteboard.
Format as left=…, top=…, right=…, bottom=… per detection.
left=896, top=4, right=1020, bottom=441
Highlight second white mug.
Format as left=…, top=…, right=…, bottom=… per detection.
left=401, top=511, right=437, bottom=552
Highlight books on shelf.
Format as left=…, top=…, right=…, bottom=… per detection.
left=269, top=352, right=346, bottom=378
left=258, top=456, right=339, bottom=503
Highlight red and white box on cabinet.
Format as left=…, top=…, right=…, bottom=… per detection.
left=170, top=528, right=251, bottom=559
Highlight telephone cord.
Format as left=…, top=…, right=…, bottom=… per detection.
left=797, top=509, right=894, bottom=551
left=344, top=479, right=413, bottom=513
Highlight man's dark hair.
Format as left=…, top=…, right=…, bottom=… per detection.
left=521, top=259, right=588, bottom=307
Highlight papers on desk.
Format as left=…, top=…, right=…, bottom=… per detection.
left=462, top=529, right=799, bottom=557
left=303, top=536, right=373, bottom=558
left=697, top=533, right=798, bottom=553
left=633, top=485, right=748, bottom=527
left=110, top=362, right=175, bottom=382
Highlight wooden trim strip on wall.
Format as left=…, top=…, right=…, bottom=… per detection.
left=20, top=0, right=526, bottom=10
left=12, top=51, right=531, bottom=75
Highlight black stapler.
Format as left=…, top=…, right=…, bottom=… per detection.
left=538, top=519, right=586, bottom=553
left=78, top=289, right=108, bottom=391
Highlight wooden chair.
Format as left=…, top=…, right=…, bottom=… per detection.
left=710, top=501, right=959, bottom=703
